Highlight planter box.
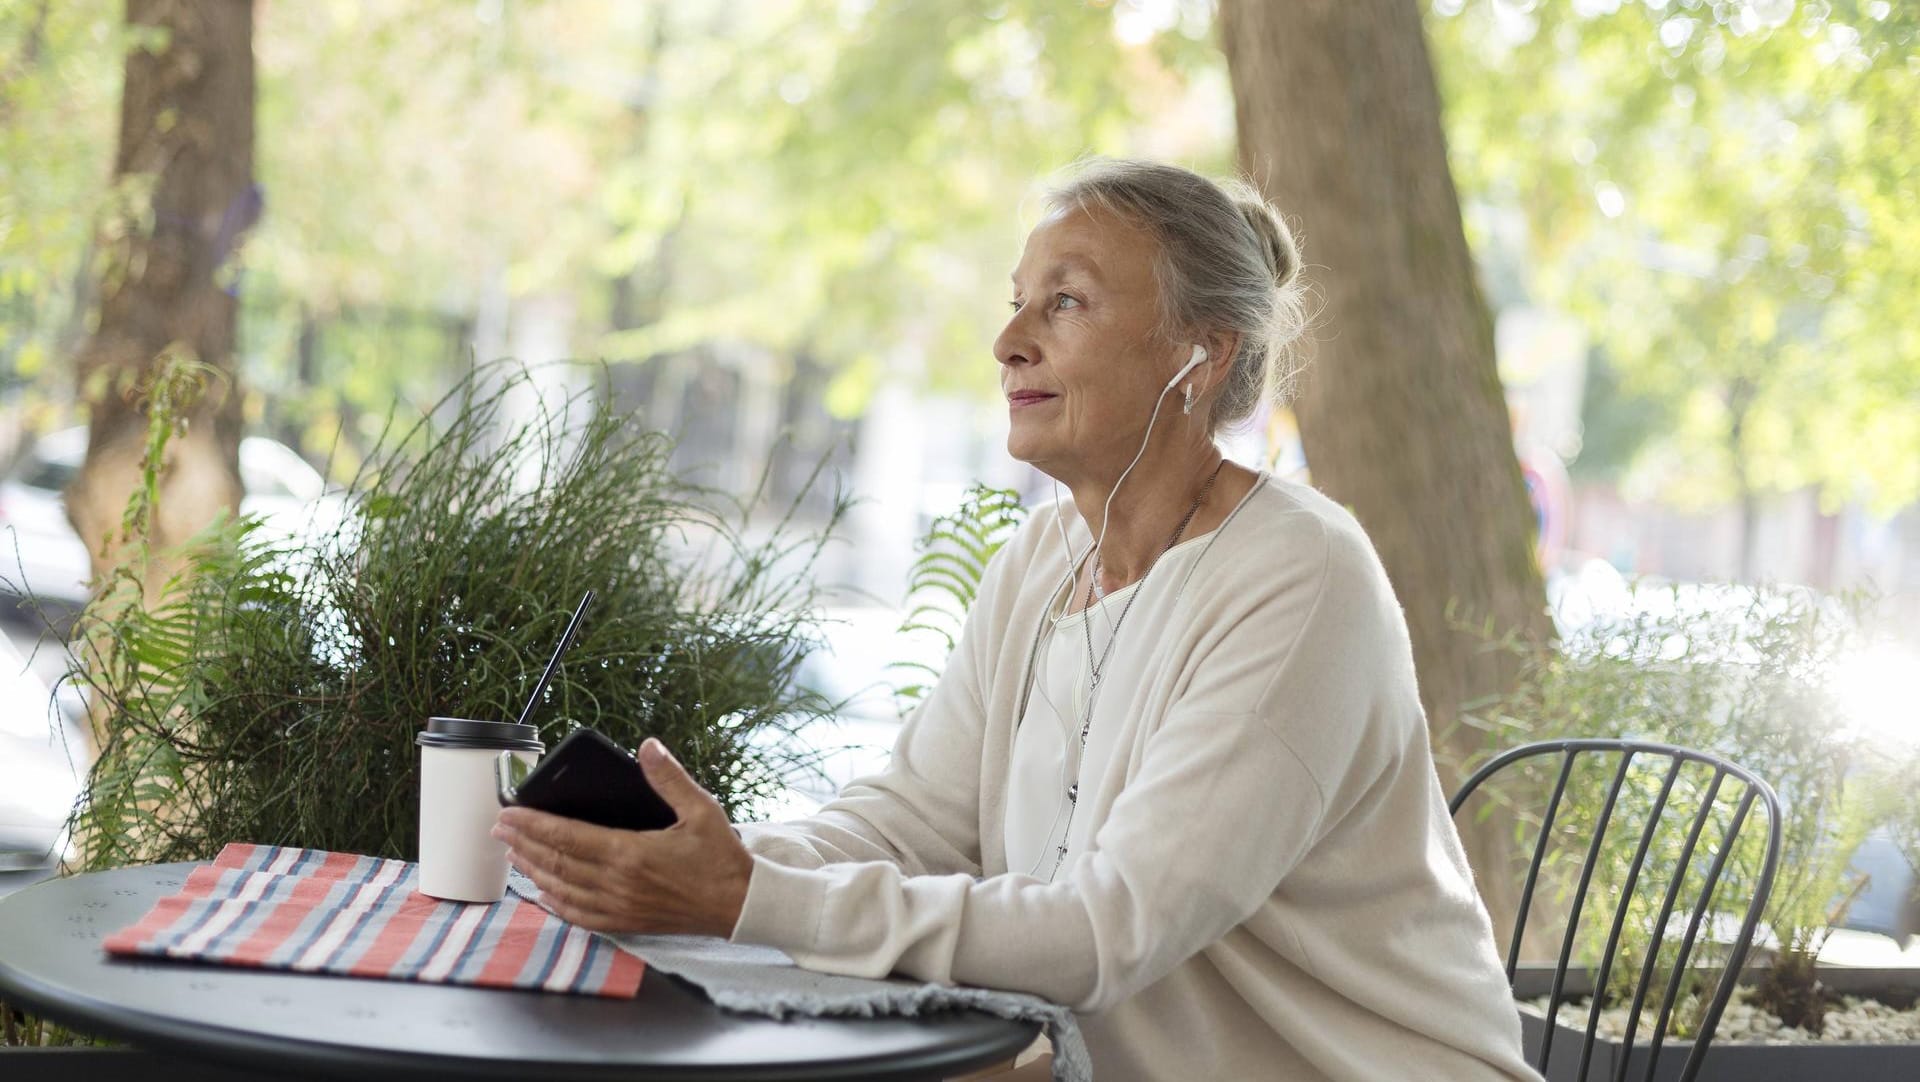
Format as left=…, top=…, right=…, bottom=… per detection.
left=1513, top=965, right=1920, bottom=1082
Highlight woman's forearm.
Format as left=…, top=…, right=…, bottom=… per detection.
left=731, top=709, right=1326, bottom=1013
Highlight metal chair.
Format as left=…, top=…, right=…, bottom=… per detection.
left=1449, top=739, right=1783, bottom=1082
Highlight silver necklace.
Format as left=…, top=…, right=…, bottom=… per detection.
left=1046, top=458, right=1225, bottom=879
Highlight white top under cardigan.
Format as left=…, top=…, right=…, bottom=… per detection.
left=731, top=475, right=1541, bottom=1081
left=1005, top=543, right=1197, bottom=883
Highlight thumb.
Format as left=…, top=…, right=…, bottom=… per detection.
left=637, top=738, right=713, bottom=819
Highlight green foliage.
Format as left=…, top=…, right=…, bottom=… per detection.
left=890, top=483, right=1026, bottom=716
left=1427, top=0, right=1920, bottom=513
left=0, top=3, right=128, bottom=395
left=585, top=1, right=1211, bottom=412
left=1463, top=583, right=1920, bottom=1033
left=0, top=1005, right=115, bottom=1049
left=4, top=2, right=1219, bottom=449
left=70, top=362, right=846, bottom=869
left=12, top=0, right=1912, bottom=523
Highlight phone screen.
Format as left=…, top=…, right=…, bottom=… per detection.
left=498, top=729, right=677, bottom=831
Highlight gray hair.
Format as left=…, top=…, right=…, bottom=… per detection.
left=1044, top=158, right=1308, bottom=432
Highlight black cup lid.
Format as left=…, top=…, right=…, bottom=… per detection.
left=416, top=717, right=545, bottom=753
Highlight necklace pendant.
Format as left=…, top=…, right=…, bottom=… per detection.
left=1067, top=783, right=1078, bottom=803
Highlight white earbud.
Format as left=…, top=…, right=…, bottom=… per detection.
left=1164, top=344, right=1207, bottom=391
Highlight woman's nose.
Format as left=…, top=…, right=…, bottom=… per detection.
left=993, top=315, right=1031, bottom=370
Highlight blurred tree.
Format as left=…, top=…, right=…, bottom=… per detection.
left=6, top=2, right=1217, bottom=460
left=66, top=0, right=256, bottom=592
left=1427, top=0, right=1920, bottom=574
left=1221, top=0, right=1554, bottom=935
left=584, top=1, right=1206, bottom=413
left=11, top=2, right=1912, bottom=537
left=239, top=0, right=618, bottom=461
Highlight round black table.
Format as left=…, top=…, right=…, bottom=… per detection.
left=0, top=862, right=1037, bottom=1081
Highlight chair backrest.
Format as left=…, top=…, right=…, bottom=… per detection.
left=1449, top=738, right=1782, bottom=1082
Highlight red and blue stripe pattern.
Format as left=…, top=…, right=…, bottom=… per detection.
left=103, top=843, right=644, bottom=997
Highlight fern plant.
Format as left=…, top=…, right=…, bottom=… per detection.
left=890, top=484, right=1026, bottom=716
left=64, top=355, right=264, bottom=869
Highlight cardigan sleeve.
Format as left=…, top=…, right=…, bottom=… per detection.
left=733, top=668, right=985, bottom=877
left=730, top=514, right=1397, bottom=1013
left=733, top=540, right=1016, bottom=878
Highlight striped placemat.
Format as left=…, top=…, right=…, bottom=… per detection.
left=103, top=842, right=643, bottom=997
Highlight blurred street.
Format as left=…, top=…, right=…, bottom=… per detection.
left=0, top=605, right=83, bottom=899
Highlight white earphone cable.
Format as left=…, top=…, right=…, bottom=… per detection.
left=1016, top=344, right=1208, bottom=876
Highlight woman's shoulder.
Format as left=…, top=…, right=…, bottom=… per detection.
left=1192, top=476, right=1424, bottom=760
left=1240, top=473, right=1366, bottom=542
left=1195, top=473, right=1391, bottom=598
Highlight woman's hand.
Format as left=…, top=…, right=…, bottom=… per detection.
left=491, top=738, right=754, bottom=938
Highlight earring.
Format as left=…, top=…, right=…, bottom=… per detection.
left=1182, top=384, right=1195, bottom=416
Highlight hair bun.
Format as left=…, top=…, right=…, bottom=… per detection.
left=1237, top=197, right=1299, bottom=290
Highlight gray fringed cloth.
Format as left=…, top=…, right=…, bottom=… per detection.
left=509, top=871, right=1089, bottom=1081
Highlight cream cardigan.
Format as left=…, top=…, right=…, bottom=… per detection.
left=731, top=476, right=1540, bottom=1081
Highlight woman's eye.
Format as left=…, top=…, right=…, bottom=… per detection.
left=1008, top=294, right=1079, bottom=314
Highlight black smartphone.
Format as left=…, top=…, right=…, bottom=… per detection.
left=496, top=728, right=677, bottom=832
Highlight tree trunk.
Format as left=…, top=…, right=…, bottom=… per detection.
left=66, top=0, right=255, bottom=597
left=1221, top=0, right=1553, bottom=942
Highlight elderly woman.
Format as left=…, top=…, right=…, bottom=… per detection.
left=495, top=159, right=1538, bottom=1081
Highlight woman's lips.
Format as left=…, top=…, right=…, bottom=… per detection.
left=1008, top=391, right=1057, bottom=410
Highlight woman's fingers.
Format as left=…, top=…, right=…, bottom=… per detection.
left=496, top=804, right=691, bottom=931
left=507, top=841, right=694, bottom=934
left=497, top=805, right=615, bottom=861
left=491, top=742, right=754, bottom=938
left=507, top=853, right=624, bottom=928
left=494, top=807, right=625, bottom=892
left=504, top=839, right=643, bottom=930
left=637, top=738, right=722, bottom=824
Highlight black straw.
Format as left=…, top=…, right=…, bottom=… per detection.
left=514, top=590, right=594, bottom=729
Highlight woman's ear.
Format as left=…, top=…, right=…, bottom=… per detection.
left=1199, top=330, right=1241, bottom=397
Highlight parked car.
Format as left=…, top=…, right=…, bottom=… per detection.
left=0, top=634, right=81, bottom=870
left=0, top=427, right=340, bottom=608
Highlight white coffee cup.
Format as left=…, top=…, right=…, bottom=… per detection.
left=416, top=716, right=545, bottom=902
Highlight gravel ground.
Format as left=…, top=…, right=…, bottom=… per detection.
left=1531, top=987, right=1920, bottom=1044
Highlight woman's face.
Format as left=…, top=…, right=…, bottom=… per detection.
left=994, top=205, right=1186, bottom=483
